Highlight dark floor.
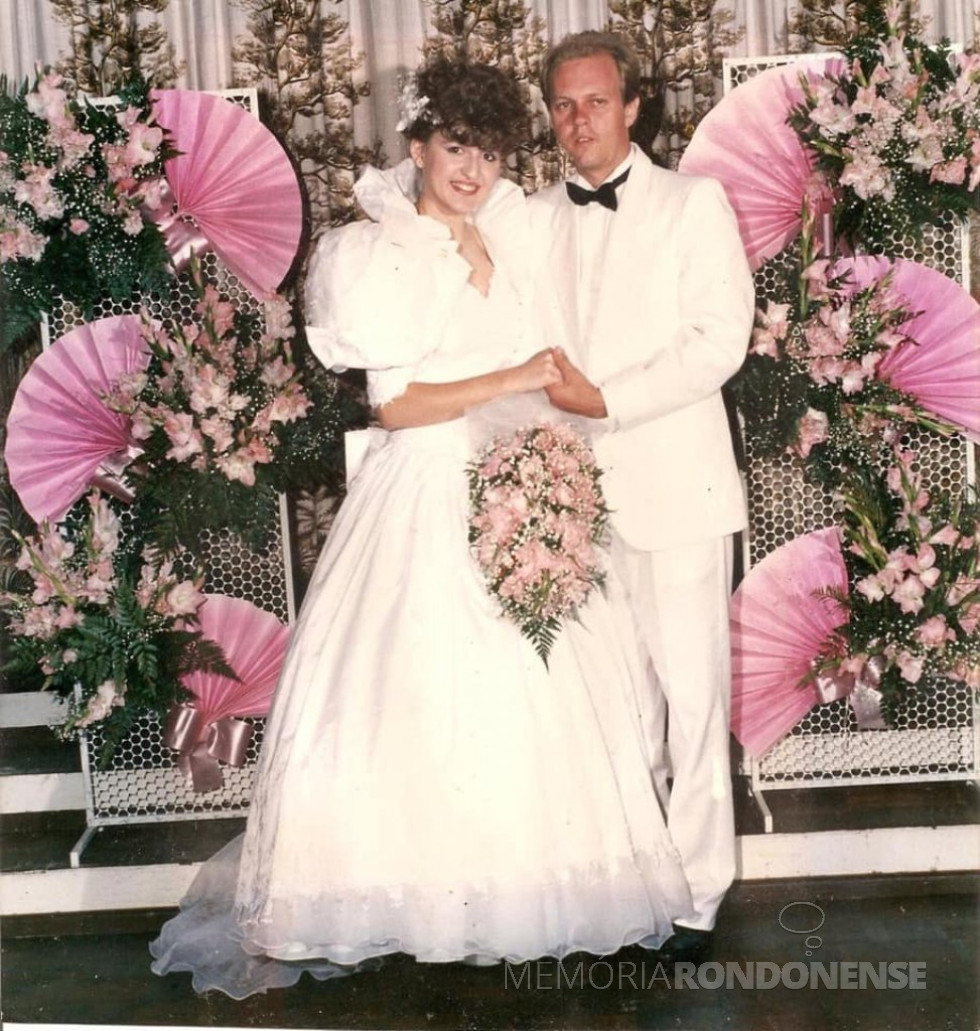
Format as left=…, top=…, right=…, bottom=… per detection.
left=2, top=873, right=977, bottom=1031
left=3, top=715, right=978, bottom=1030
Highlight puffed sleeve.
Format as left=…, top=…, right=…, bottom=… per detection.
left=304, top=209, right=471, bottom=407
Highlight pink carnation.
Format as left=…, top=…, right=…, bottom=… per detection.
left=929, top=156, right=968, bottom=186
left=914, top=615, right=955, bottom=649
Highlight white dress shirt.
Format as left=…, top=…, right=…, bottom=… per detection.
left=569, top=145, right=637, bottom=345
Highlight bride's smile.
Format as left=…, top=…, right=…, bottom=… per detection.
left=412, top=132, right=501, bottom=223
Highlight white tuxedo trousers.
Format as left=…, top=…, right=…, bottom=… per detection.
left=611, top=533, right=736, bottom=931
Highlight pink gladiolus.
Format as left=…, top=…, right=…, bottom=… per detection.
left=199, top=415, right=235, bottom=453
left=199, top=286, right=237, bottom=337
left=892, top=575, right=927, bottom=614
left=808, top=98, right=856, bottom=137
left=930, top=524, right=961, bottom=547
left=25, top=72, right=71, bottom=129
left=480, top=454, right=503, bottom=478
left=100, top=142, right=136, bottom=185
left=804, top=321, right=843, bottom=358
left=260, top=356, right=295, bottom=389
left=958, top=603, right=980, bottom=636
left=513, top=538, right=554, bottom=583
left=186, top=363, right=231, bottom=413
left=518, top=456, right=546, bottom=487
left=750, top=328, right=780, bottom=358
left=163, top=411, right=204, bottom=462
left=856, top=575, right=887, bottom=601
left=895, top=651, right=925, bottom=684
left=124, top=120, right=164, bottom=167
left=14, top=164, right=64, bottom=220
left=840, top=152, right=893, bottom=200
left=215, top=449, right=258, bottom=486
left=945, top=575, right=978, bottom=607
left=801, top=259, right=832, bottom=300
left=840, top=362, right=869, bottom=395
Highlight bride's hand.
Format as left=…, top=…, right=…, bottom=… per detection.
left=508, top=349, right=563, bottom=393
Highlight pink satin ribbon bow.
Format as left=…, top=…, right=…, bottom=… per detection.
left=144, top=180, right=212, bottom=273
left=812, top=655, right=888, bottom=731
left=163, top=702, right=253, bottom=793
left=89, top=442, right=144, bottom=504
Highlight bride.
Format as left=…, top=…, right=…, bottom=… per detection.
left=150, top=57, right=692, bottom=999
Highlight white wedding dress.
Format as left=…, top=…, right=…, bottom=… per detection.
left=149, top=162, right=692, bottom=999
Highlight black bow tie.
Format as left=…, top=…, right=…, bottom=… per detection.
left=565, top=168, right=631, bottom=211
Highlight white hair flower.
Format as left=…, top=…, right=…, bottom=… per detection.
left=395, top=73, right=438, bottom=132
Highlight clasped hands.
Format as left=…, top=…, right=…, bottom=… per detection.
left=518, top=347, right=608, bottom=419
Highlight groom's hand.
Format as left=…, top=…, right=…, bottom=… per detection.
left=545, top=348, right=608, bottom=419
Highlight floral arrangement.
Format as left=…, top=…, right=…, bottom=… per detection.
left=788, top=2, right=980, bottom=252
left=730, top=221, right=954, bottom=488
left=1, top=490, right=233, bottom=765
left=0, top=68, right=174, bottom=349
left=467, top=422, right=609, bottom=663
left=811, top=450, right=979, bottom=722
left=102, top=263, right=312, bottom=554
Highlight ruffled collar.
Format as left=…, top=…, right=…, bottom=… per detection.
left=353, top=158, right=531, bottom=271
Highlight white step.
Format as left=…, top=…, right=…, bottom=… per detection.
left=2, top=824, right=978, bottom=917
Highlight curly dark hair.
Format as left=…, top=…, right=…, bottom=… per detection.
left=400, top=59, right=528, bottom=156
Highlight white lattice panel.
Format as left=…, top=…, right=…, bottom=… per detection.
left=79, top=711, right=266, bottom=820
left=724, top=57, right=979, bottom=817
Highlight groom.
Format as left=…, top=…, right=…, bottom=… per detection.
left=529, top=30, right=755, bottom=956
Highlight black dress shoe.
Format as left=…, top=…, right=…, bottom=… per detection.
left=659, top=923, right=713, bottom=963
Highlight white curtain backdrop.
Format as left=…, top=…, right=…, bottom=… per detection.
left=2, top=0, right=974, bottom=169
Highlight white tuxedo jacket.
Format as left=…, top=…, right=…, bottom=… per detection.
left=528, top=148, right=755, bottom=551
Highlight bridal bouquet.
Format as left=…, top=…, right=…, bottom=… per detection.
left=788, top=3, right=980, bottom=251
left=1, top=491, right=232, bottom=764
left=0, top=68, right=172, bottom=348
left=467, top=422, right=609, bottom=663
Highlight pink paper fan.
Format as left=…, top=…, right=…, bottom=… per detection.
left=5, top=315, right=150, bottom=524
left=835, top=255, right=980, bottom=439
left=181, top=594, right=291, bottom=722
left=150, top=90, right=303, bottom=299
left=731, top=527, right=849, bottom=758
left=679, top=57, right=843, bottom=271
